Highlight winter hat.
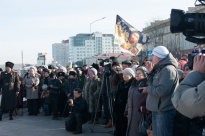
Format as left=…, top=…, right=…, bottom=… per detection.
left=122, top=60, right=132, bottom=65
left=43, top=68, right=49, bottom=73
left=136, top=66, right=147, bottom=77
left=112, top=61, right=120, bottom=66
left=177, top=69, right=184, bottom=77
left=152, top=46, right=169, bottom=58
left=69, top=71, right=76, bottom=76
left=50, top=72, right=56, bottom=78
left=57, top=72, right=65, bottom=77
left=88, top=68, right=97, bottom=75
left=5, top=61, right=14, bottom=69
left=132, top=65, right=139, bottom=71
left=122, top=68, right=135, bottom=77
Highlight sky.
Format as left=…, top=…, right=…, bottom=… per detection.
left=0, top=0, right=196, bottom=65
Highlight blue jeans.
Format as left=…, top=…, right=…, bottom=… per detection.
left=152, top=109, right=176, bottom=136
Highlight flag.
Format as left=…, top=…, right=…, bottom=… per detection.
left=114, top=15, right=148, bottom=55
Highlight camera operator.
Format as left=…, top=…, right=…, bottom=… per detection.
left=65, top=88, right=88, bottom=134
left=140, top=46, right=179, bottom=136
left=172, top=53, right=205, bottom=135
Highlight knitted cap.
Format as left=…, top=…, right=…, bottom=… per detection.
left=88, top=68, right=97, bottom=75
left=152, top=46, right=169, bottom=58
left=122, top=68, right=135, bottom=77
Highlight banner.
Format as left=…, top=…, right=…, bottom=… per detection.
left=114, top=15, right=148, bottom=55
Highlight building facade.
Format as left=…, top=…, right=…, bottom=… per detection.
left=52, top=40, right=69, bottom=67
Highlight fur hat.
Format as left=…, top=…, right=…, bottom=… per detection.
left=122, top=68, right=135, bottom=77
left=43, top=68, right=49, bottom=73
left=57, top=72, right=65, bottom=77
left=88, top=68, right=97, bottom=75
left=152, top=46, right=169, bottom=58
left=50, top=72, right=56, bottom=78
left=69, top=71, right=76, bottom=76
left=122, top=60, right=132, bottom=65
left=5, top=61, right=14, bottom=69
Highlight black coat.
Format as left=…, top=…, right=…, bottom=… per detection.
left=48, top=79, right=61, bottom=95
left=0, top=71, right=20, bottom=111
left=73, top=95, right=88, bottom=123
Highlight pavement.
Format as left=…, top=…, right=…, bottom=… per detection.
left=0, top=109, right=113, bottom=136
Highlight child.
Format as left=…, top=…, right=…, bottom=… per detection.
left=41, top=84, right=50, bottom=116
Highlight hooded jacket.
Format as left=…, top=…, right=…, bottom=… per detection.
left=146, top=53, right=178, bottom=112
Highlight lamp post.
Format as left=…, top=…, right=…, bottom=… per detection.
left=90, top=17, right=106, bottom=40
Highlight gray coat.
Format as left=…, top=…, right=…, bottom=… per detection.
left=23, top=75, right=40, bottom=99
left=126, top=81, right=147, bottom=136
left=146, top=53, right=178, bottom=112
left=83, top=76, right=101, bottom=113
left=172, top=71, right=205, bottom=119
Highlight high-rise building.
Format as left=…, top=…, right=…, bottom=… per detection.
left=68, top=32, right=120, bottom=63
left=52, top=40, right=69, bottom=67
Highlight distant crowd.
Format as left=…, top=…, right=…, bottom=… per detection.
left=0, top=45, right=205, bottom=136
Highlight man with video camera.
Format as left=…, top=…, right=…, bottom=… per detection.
left=65, top=88, right=88, bottom=135
left=172, top=53, right=205, bottom=135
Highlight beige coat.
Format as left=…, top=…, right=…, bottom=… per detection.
left=23, top=75, right=40, bottom=99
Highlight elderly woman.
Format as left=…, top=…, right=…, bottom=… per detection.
left=23, top=67, right=40, bottom=115
left=113, top=68, right=135, bottom=136
left=126, top=66, right=148, bottom=136
left=83, top=68, right=101, bottom=124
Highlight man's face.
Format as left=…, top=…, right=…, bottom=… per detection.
left=6, top=67, right=11, bottom=72
left=44, top=72, right=49, bottom=77
left=152, top=55, right=162, bottom=65
left=74, top=91, right=81, bottom=98
left=38, top=68, right=43, bottom=72
left=29, top=69, right=35, bottom=76
left=129, top=32, right=140, bottom=45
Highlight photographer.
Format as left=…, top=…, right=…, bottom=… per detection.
left=172, top=53, right=205, bottom=135
left=65, top=88, right=88, bottom=134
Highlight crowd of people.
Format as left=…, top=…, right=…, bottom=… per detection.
left=0, top=45, right=205, bottom=136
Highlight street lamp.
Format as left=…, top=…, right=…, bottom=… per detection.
left=90, top=17, right=106, bottom=40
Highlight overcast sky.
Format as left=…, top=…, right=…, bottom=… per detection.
left=0, top=0, right=195, bottom=65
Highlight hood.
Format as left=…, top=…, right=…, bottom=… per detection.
left=154, top=53, right=178, bottom=71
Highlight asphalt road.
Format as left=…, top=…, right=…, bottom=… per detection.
left=0, top=110, right=113, bottom=136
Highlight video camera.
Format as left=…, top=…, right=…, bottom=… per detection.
left=170, top=0, right=205, bottom=68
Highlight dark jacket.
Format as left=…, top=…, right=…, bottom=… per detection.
left=65, top=78, right=79, bottom=97
left=48, top=79, right=61, bottom=95
left=0, top=71, right=20, bottom=111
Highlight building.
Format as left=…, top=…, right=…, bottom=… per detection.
left=52, top=40, right=69, bottom=67
left=68, top=32, right=121, bottom=65
left=142, top=6, right=205, bottom=58
left=52, top=32, right=121, bottom=67
left=37, top=52, right=46, bottom=66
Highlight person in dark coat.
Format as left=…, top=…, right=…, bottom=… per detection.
left=65, top=88, right=88, bottom=134
left=65, top=71, right=79, bottom=99
left=113, top=68, right=135, bottom=136
left=0, top=61, right=20, bottom=120
left=48, top=73, right=62, bottom=120
left=58, top=72, right=68, bottom=117
left=126, top=66, right=149, bottom=136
